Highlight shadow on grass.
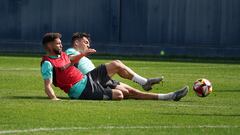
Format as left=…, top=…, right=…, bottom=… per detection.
left=4, top=96, right=69, bottom=100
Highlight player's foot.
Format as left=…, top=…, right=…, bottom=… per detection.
left=142, top=76, right=164, bottom=91
left=173, top=86, right=189, bottom=101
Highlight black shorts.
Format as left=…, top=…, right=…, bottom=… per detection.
left=79, top=64, right=119, bottom=100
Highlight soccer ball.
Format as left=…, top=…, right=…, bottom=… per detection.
left=193, top=78, right=213, bottom=97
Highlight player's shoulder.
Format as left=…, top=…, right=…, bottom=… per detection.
left=65, top=48, right=79, bottom=55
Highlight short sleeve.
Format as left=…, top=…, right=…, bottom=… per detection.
left=41, top=61, right=53, bottom=80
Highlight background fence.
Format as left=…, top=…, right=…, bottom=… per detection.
left=0, top=0, right=240, bottom=57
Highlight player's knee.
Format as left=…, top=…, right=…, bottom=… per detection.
left=114, top=60, right=122, bottom=64
left=121, top=89, right=129, bottom=96
left=117, top=91, right=124, bottom=100
left=115, top=85, right=129, bottom=96
left=113, top=90, right=124, bottom=100
left=111, top=60, right=122, bottom=68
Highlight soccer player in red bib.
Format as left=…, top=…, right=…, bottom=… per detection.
left=41, top=33, right=188, bottom=101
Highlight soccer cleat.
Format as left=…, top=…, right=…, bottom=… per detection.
left=142, top=76, right=164, bottom=91
left=173, top=86, right=189, bottom=101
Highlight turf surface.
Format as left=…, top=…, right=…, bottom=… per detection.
left=0, top=56, right=239, bottom=134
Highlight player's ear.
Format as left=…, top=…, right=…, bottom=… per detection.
left=46, top=43, right=53, bottom=51
left=44, top=45, right=50, bottom=52
left=75, top=40, right=79, bottom=45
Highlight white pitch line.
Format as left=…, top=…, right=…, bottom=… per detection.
left=0, top=125, right=239, bottom=134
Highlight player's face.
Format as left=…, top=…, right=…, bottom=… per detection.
left=47, top=38, right=63, bottom=55
left=76, top=37, right=90, bottom=52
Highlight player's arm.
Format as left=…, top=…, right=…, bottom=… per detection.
left=69, top=53, right=84, bottom=64
left=44, top=79, right=60, bottom=100
left=41, top=61, right=60, bottom=100
left=69, top=49, right=96, bottom=64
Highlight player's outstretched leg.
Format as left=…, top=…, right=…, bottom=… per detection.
left=172, top=86, right=189, bottom=101
left=116, top=83, right=189, bottom=101
left=105, top=60, right=164, bottom=91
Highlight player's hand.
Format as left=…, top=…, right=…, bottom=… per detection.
left=83, top=48, right=96, bottom=56
left=51, top=97, right=61, bottom=101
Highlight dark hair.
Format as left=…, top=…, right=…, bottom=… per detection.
left=71, top=32, right=90, bottom=45
left=42, top=33, right=62, bottom=47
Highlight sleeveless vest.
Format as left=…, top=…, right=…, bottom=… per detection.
left=41, top=52, right=84, bottom=93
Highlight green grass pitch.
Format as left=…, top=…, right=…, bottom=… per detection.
left=0, top=55, right=239, bottom=135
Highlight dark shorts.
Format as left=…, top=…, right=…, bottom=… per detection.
left=79, top=64, right=120, bottom=100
